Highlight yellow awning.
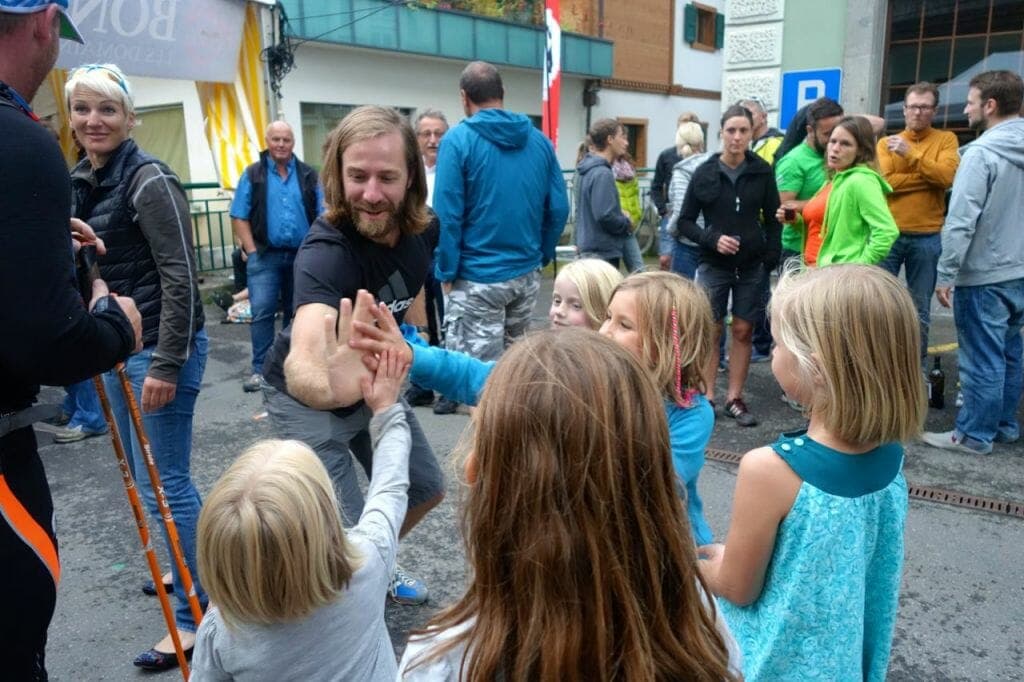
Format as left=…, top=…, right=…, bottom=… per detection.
left=45, top=68, right=78, bottom=168
left=196, top=2, right=268, bottom=189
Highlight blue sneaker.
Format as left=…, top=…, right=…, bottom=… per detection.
left=390, top=565, right=428, bottom=605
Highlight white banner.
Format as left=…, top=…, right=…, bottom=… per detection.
left=56, top=0, right=247, bottom=83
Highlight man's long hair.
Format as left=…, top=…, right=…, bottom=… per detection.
left=320, top=105, right=430, bottom=235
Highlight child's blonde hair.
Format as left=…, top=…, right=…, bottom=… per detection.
left=612, top=271, right=714, bottom=402
left=558, top=258, right=624, bottom=329
left=197, top=440, right=363, bottom=628
left=771, top=265, right=926, bottom=444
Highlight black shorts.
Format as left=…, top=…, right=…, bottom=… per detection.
left=696, top=262, right=768, bottom=323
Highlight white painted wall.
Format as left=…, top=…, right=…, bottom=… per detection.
left=591, top=89, right=723, bottom=165
left=585, top=0, right=725, bottom=166
left=278, top=43, right=588, bottom=170
left=674, top=0, right=726, bottom=94
left=128, top=75, right=219, bottom=183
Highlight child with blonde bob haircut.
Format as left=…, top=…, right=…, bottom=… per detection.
left=549, top=258, right=623, bottom=330
left=600, top=271, right=717, bottom=545
left=399, top=329, right=741, bottom=681
left=699, top=265, right=925, bottom=681
left=191, top=350, right=412, bottom=681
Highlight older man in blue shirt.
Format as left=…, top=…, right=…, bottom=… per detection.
left=231, top=121, right=323, bottom=392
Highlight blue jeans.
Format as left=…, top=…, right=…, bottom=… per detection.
left=880, top=233, right=942, bottom=362
left=622, top=234, right=645, bottom=272
left=658, top=216, right=674, bottom=257
left=247, top=248, right=296, bottom=374
left=671, top=241, right=701, bottom=280
left=953, top=279, right=1024, bottom=447
left=63, top=379, right=106, bottom=432
left=104, top=329, right=208, bottom=631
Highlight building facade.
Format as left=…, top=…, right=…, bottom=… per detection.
left=722, top=0, right=1023, bottom=142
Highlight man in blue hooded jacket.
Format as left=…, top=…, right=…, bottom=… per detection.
left=432, top=61, right=569, bottom=414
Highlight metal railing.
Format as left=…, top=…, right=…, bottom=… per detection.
left=185, top=182, right=234, bottom=273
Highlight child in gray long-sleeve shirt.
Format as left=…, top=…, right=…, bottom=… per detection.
left=190, top=350, right=412, bottom=682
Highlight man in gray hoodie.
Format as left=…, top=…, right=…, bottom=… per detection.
left=922, top=70, right=1024, bottom=456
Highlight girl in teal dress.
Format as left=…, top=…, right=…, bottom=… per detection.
left=698, top=264, right=926, bottom=681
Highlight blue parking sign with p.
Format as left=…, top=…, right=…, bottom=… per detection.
left=779, top=68, right=842, bottom=129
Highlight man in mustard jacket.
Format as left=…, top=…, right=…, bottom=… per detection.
left=877, top=82, right=959, bottom=363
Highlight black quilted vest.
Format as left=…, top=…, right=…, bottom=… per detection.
left=70, top=139, right=182, bottom=347
left=246, top=150, right=320, bottom=251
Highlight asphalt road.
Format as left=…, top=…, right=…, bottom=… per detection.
left=36, top=270, right=1024, bottom=681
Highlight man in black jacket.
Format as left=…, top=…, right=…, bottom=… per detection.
left=230, top=121, right=323, bottom=392
left=678, top=105, right=781, bottom=427
left=0, top=2, right=141, bottom=677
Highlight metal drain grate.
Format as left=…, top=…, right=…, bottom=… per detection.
left=906, top=485, right=1024, bottom=519
left=706, top=448, right=744, bottom=465
left=704, top=448, right=1024, bottom=519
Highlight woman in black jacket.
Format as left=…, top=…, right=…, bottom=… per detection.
left=66, top=63, right=207, bottom=671
left=677, top=105, right=781, bottom=427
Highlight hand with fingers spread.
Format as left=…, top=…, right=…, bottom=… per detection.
left=360, top=349, right=410, bottom=414
left=322, top=291, right=377, bottom=408
left=349, top=300, right=413, bottom=373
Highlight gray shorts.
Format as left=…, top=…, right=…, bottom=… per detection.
left=264, top=385, right=444, bottom=526
left=444, top=270, right=541, bottom=362
left=696, top=262, right=767, bottom=324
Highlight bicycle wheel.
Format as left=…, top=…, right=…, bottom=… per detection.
left=634, top=206, right=659, bottom=255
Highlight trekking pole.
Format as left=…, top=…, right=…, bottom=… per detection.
left=114, top=362, right=204, bottom=627
left=91, top=375, right=191, bottom=680
left=78, top=245, right=201, bottom=678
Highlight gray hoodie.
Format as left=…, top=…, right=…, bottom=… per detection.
left=666, top=151, right=711, bottom=245
left=574, top=153, right=632, bottom=259
left=938, top=117, right=1024, bottom=287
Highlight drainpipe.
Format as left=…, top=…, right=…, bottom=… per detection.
left=583, top=79, right=600, bottom=132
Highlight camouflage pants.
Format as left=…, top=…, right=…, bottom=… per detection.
left=444, top=270, right=541, bottom=362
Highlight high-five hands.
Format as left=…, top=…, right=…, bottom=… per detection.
left=348, top=300, right=413, bottom=373
left=323, top=290, right=377, bottom=407
left=360, top=349, right=410, bottom=414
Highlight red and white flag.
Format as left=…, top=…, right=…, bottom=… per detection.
left=542, top=0, right=561, bottom=150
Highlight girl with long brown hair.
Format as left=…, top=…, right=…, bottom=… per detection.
left=398, top=329, right=740, bottom=681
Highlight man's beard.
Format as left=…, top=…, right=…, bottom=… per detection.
left=350, top=199, right=403, bottom=241
left=968, top=113, right=986, bottom=132
left=811, top=132, right=828, bottom=155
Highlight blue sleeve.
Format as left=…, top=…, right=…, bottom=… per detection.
left=433, top=136, right=464, bottom=282
left=667, top=401, right=713, bottom=485
left=409, top=344, right=494, bottom=407
left=541, top=145, right=570, bottom=266
left=315, top=182, right=325, bottom=216
left=666, top=400, right=715, bottom=546
left=230, top=171, right=253, bottom=219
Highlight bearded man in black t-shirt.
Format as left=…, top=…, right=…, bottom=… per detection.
left=260, top=106, right=443, bottom=605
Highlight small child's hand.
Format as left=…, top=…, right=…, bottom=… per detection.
left=360, top=349, right=410, bottom=414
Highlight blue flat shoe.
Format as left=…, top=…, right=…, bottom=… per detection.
left=141, top=579, right=174, bottom=596
left=133, top=645, right=193, bottom=671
